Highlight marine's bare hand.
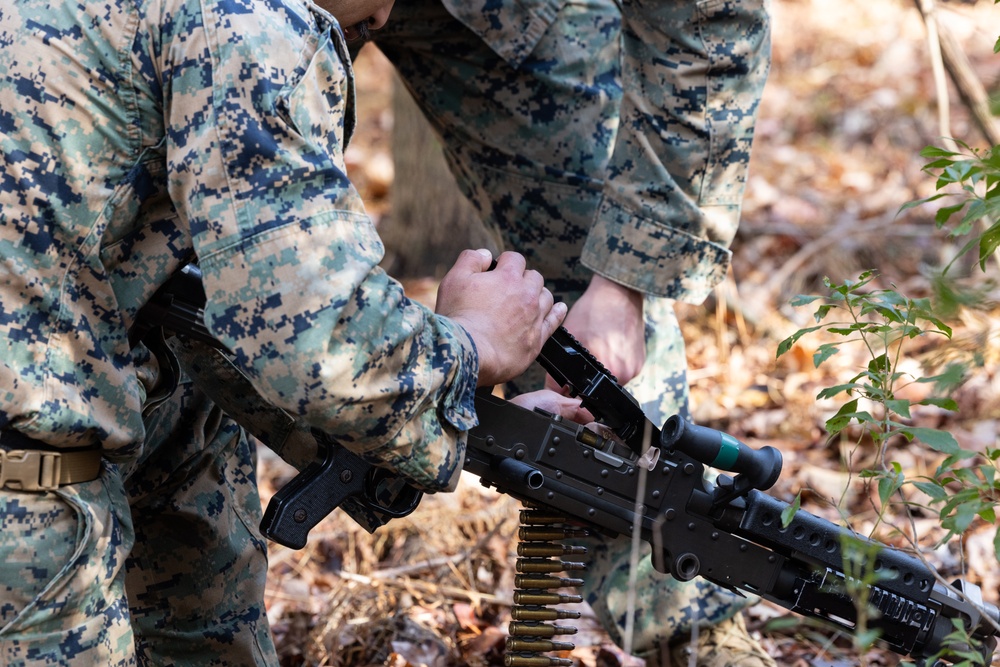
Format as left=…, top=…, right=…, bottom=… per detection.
left=509, top=390, right=594, bottom=424
left=546, top=274, right=645, bottom=391
left=437, top=249, right=566, bottom=387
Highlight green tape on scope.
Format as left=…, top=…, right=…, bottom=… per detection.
left=711, top=434, right=740, bottom=470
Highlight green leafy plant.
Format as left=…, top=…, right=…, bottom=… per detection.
left=776, top=271, right=998, bottom=664
left=900, top=142, right=1000, bottom=280
left=922, top=619, right=993, bottom=667
left=776, top=270, right=962, bottom=467
left=839, top=534, right=895, bottom=653
left=898, top=128, right=1000, bottom=561
left=771, top=10, right=1000, bottom=663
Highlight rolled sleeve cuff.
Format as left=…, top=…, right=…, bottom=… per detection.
left=435, top=315, right=481, bottom=432
left=385, top=315, right=478, bottom=493
left=581, top=197, right=734, bottom=304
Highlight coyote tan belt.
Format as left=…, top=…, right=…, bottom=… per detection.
left=0, top=439, right=102, bottom=491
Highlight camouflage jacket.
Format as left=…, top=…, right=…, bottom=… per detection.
left=0, top=0, right=476, bottom=491
left=442, top=0, right=771, bottom=303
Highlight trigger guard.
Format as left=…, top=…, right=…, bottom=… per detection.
left=364, top=467, right=423, bottom=518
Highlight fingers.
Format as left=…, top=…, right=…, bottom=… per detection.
left=449, top=249, right=531, bottom=281
left=541, top=300, right=566, bottom=342
left=524, top=276, right=562, bottom=349
left=558, top=276, right=646, bottom=386
left=439, top=249, right=495, bottom=300
left=439, top=249, right=565, bottom=387
left=454, top=248, right=533, bottom=281
left=493, top=250, right=527, bottom=275
left=448, top=248, right=493, bottom=278
left=538, top=284, right=554, bottom=314
left=509, top=390, right=595, bottom=424
left=453, top=248, right=495, bottom=276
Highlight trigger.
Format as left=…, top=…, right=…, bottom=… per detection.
left=366, top=468, right=423, bottom=518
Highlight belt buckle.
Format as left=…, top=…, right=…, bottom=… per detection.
left=0, top=449, right=61, bottom=491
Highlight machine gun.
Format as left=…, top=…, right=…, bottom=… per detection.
left=138, top=265, right=1000, bottom=666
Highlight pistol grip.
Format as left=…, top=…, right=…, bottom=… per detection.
left=260, top=443, right=371, bottom=549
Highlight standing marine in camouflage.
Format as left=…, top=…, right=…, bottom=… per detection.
left=368, top=0, right=773, bottom=663
left=0, top=0, right=571, bottom=664
left=0, top=0, right=774, bottom=663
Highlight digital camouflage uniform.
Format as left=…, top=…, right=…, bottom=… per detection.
left=0, top=0, right=479, bottom=664
left=0, top=0, right=771, bottom=665
left=373, top=0, right=771, bottom=658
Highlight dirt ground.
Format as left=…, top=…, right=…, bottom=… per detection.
left=261, top=1, right=1000, bottom=665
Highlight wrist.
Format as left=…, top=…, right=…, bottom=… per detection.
left=587, top=273, right=643, bottom=309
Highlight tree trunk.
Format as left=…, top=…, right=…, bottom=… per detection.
left=379, top=74, right=498, bottom=279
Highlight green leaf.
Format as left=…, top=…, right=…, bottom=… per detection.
left=912, top=481, right=949, bottom=502
left=978, top=222, right=1000, bottom=271
left=781, top=492, right=802, bottom=529
left=954, top=468, right=982, bottom=485
left=935, top=202, right=968, bottom=226
left=867, top=354, right=892, bottom=378
left=900, top=193, right=950, bottom=214
left=828, top=325, right=866, bottom=335
left=907, top=301, right=952, bottom=332
left=776, top=324, right=824, bottom=358
left=885, top=399, right=912, bottom=418
left=816, top=383, right=861, bottom=400
left=901, top=427, right=966, bottom=456
left=813, top=343, right=841, bottom=367
left=916, top=397, right=959, bottom=411
left=814, top=304, right=835, bottom=321
left=826, top=401, right=875, bottom=434
left=921, top=145, right=963, bottom=158
left=924, top=157, right=957, bottom=170
left=917, top=363, right=967, bottom=393
left=954, top=210, right=980, bottom=237
left=789, top=294, right=822, bottom=308
left=951, top=501, right=979, bottom=533
left=831, top=398, right=858, bottom=418
left=940, top=488, right=980, bottom=514
left=878, top=469, right=904, bottom=507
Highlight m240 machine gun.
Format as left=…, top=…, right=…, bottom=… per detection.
left=138, top=265, right=1000, bottom=666
left=263, top=327, right=1000, bottom=666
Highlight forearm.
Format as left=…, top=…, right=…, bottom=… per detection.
left=198, top=213, right=479, bottom=492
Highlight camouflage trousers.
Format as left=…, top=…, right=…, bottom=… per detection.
left=0, top=385, right=275, bottom=666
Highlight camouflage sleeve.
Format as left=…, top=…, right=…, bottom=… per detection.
left=161, top=0, right=476, bottom=492
left=581, top=0, right=771, bottom=304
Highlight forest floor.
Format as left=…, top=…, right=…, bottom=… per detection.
left=261, top=1, right=1000, bottom=665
